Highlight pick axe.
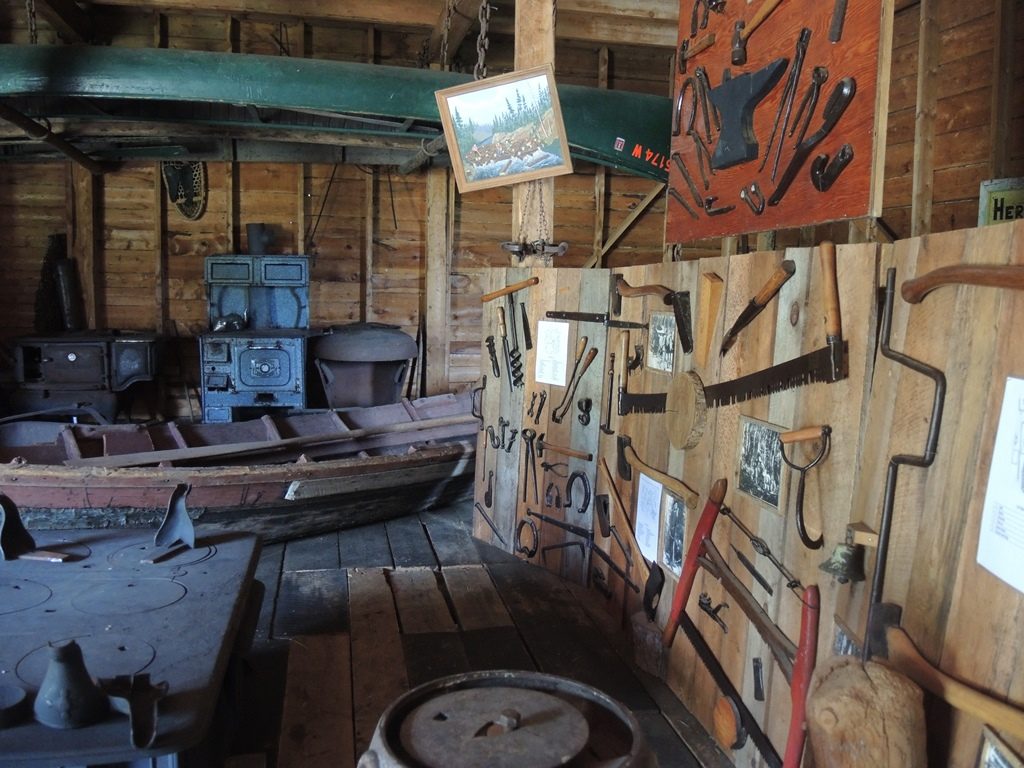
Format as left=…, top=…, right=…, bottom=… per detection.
left=612, top=275, right=693, bottom=353
left=732, top=0, right=786, bottom=65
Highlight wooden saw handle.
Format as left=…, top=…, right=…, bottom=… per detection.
left=884, top=626, right=1024, bottom=741
left=900, top=265, right=1024, bottom=304
left=819, top=241, right=842, bottom=339
left=481, top=276, right=539, bottom=303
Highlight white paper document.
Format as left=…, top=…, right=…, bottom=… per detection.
left=534, top=320, right=569, bottom=386
left=635, top=473, right=663, bottom=564
left=977, top=376, right=1024, bottom=594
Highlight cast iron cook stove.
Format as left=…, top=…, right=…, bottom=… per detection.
left=199, top=253, right=310, bottom=423
left=0, top=525, right=260, bottom=767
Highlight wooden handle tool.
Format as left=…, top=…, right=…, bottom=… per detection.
left=900, top=264, right=1024, bottom=304
left=780, top=425, right=827, bottom=444
left=819, top=241, right=842, bottom=340
left=481, top=276, right=539, bottom=303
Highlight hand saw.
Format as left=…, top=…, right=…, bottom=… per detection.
left=619, top=242, right=846, bottom=448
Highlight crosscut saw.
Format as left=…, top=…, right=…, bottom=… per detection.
left=619, top=241, right=846, bottom=449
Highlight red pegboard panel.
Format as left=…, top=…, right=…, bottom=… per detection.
left=666, top=0, right=889, bottom=242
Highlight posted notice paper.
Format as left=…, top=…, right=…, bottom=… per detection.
left=534, top=320, right=569, bottom=386
left=977, top=376, right=1024, bottom=594
left=635, top=473, right=663, bottom=564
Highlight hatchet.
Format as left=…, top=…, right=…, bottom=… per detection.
left=612, top=275, right=693, bottom=353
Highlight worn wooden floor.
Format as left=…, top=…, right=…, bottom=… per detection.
left=229, top=498, right=728, bottom=768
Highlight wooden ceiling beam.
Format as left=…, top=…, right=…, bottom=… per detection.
left=424, top=0, right=481, bottom=67
left=490, top=11, right=677, bottom=49
left=90, top=0, right=444, bottom=28
left=36, top=0, right=94, bottom=42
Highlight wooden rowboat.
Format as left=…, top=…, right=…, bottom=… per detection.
left=0, top=392, right=478, bottom=543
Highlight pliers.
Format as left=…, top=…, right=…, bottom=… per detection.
left=790, top=66, right=829, bottom=147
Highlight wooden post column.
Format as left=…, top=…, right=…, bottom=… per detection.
left=511, top=0, right=555, bottom=268
left=425, top=166, right=452, bottom=395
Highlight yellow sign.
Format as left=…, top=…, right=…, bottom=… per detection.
left=980, top=178, right=1024, bottom=226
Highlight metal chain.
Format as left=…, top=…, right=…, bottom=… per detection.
left=440, top=0, right=454, bottom=68
left=473, top=1, right=491, bottom=80
left=25, top=0, right=37, bottom=44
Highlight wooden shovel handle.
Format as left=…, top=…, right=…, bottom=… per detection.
left=819, top=241, right=842, bottom=339
left=753, top=260, right=796, bottom=305
left=616, top=276, right=672, bottom=301
left=780, top=425, right=825, bottom=444
left=573, top=336, right=589, bottom=366
left=481, top=276, right=539, bottom=303
left=900, top=265, right=1024, bottom=304
left=884, top=626, right=1024, bottom=741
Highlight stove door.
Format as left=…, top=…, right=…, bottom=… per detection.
left=237, top=344, right=295, bottom=390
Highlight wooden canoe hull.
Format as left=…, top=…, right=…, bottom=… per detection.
left=4, top=441, right=476, bottom=543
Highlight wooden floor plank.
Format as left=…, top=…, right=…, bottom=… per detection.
left=283, top=532, right=340, bottom=571
left=421, top=507, right=480, bottom=566
left=486, top=560, right=656, bottom=712
left=348, top=568, right=408, bottom=755
left=273, top=569, right=349, bottom=639
left=386, top=515, right=437, bottom=567
left=634, top=668, right=732, bottom=768
left=442, top=564, right=514, bottom=630
left=402, top=632, right=472, bottom=688
left=633, top=711, right=701, bottom=768
left=277, top=634, right=354, bottom=768
left=390, top=567, right=457, bottom=633
left=461, top=626, right=536, bottom=672
left=337, top=522, right=393, bottom=569
left=253, top=542, right=284, bottom=643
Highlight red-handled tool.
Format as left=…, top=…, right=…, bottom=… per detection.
left=661, top=477, right=727, bottom=648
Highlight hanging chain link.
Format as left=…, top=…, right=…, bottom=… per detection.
left=25, top=0, right=38, bottom=44
left=440, top=0, right=454, bottom=69
left=473, top=1, right=491, bottom=80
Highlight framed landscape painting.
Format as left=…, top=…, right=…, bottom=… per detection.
left=435, top=64, right=573, bottom=193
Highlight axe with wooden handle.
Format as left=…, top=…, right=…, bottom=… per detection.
left=612, top=275, right=694, bottom=354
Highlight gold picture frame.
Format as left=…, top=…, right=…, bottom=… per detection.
left=435, top=64, right=573, bottom=194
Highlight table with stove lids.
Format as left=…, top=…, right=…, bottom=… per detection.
left=0, top=528, right=260, bottom=767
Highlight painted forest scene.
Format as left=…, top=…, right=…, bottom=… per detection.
left=443, top=71, right=568, bottom=185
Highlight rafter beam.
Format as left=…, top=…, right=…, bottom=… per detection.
left=36, top=0, right=94, bottom=43
left=91, top=0, right=443, bottom=28
left=424, top=0, right=480, bottom=67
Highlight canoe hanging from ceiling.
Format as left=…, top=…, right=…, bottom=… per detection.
left=0, top=45, right=670, bottom=181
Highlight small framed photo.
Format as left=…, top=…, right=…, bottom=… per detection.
left=434, top=64, right=574, bottom=194
left=647, top=311, right=677, bottom=372
left=978, top=727, right=1024, bottom=768
left=661, top=496, right=686, bottom=577
left=737, top=416, right=784, bottom=509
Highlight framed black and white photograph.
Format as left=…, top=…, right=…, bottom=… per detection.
left=434, top=64, right=573, bottom=194
left=737, top=416, right=784, bottom=508
left=661, top=496, right=686, bottom=577
left=647, top=311, right=676, bottom=373
left=978, top=727, right=1024, bottom=768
